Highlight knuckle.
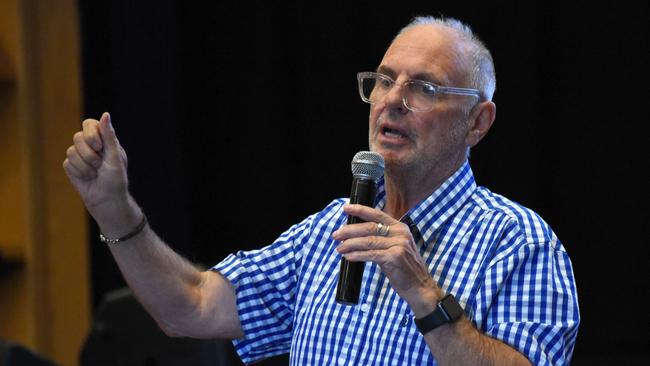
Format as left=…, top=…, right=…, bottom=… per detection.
left=74, top=133, right=91, bottom=151
left=86, top=132, right=101, bottom=147
left=366, top=237, right=375, bottom=248
left=66, top=145, right=77, bottom=158
left=367, top=222, right=376, bottom=235
left=89, top=155, right=101, bottom=168
left=370, top=252, right=379, bottom=262
left=82, top=118, right=98, bottom=128
left=394, top=223, right=408, bottom=236
left=369, top=236, right=385, bottom=249
left=82, top=121, right=102, bottom=145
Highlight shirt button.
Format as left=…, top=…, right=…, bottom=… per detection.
left=360, top=303, right=370, bottom=313
left=400, top=314, right=410, bottom=327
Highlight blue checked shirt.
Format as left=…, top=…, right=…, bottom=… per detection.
left=213, top=161, right=580, bottom=365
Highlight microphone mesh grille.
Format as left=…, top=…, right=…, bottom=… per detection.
left=351, top=151, right=385, bottom=181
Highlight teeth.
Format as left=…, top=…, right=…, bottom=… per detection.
left=384, top=128, right=405, bottom=138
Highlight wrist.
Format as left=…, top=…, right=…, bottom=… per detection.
left=414, top=293, right=465, bottom=335
left=407, top=283, right=444, bottom=318
left=92, top=195, right=143, bottom=238
left=99, top=214, right=147, bottom=245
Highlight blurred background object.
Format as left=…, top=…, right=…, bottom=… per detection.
left=0, top=340, right=57, bottom=366
left=0, top=0, right=89, bottom=365
left=79, top=287, right=241, bottom=366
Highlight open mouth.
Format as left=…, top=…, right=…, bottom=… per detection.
left=382, top=126, right=407, bottom=139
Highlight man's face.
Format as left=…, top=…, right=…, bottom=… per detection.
left=369, top=25, right=475, bottom=178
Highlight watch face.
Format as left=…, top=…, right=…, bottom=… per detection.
left=440, top=294, right=464, bottom=321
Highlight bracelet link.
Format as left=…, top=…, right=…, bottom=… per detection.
left=99, top=214, right=147, bottom=245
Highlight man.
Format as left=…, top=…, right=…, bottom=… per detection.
left=63, top=16, right=579, bottom=365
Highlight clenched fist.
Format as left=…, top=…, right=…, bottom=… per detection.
left=63, top=112, right=139, bottom=235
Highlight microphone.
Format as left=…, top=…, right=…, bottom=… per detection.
left=335, top=151, right=385, bottom=305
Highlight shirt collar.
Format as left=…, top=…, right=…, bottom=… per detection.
left=375, top=160, right=477, bottom=244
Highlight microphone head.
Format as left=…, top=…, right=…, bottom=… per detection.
left=351, top=151, right=385, bottom=182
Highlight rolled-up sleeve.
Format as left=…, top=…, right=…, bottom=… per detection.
left=212, top=215, right=313, bottom=364
left=479, top=240, right=580, bottom=366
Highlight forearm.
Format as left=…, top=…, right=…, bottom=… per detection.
left=97, top=196, right=242, bottom=339
left=64, top=115, right=242, bottom=338
left=423, top=317, right=531, bottom=366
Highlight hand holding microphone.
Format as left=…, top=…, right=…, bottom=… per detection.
left=334, top=151, right=441, bottom=310
left=335, top=151, right=384, bottom=305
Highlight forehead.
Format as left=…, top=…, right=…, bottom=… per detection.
left=380, top=25, right=466, bottom=86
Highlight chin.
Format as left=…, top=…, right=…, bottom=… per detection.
left=380, top=151, right=414, bottom=172
left=370, top=142, right=402, bottom=161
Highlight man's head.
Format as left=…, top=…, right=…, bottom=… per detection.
left=397, top=17, right=496, bottom=102
left=367, top=16, right=497, bottom=182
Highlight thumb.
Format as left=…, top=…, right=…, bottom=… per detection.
left=98, top=112, right=122, bottom=161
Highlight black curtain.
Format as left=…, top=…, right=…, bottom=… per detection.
left=79, top=1, right=649, bottom=365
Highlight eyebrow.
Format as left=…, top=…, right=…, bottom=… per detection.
left=376, top=65, right=396, bottom=77
left=376, top=65, right=448, bottom=86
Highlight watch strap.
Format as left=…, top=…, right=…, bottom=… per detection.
left=414, top=294, right=463, bottom=334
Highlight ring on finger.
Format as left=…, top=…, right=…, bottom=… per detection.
left=376, top=222, right=390, bottom=237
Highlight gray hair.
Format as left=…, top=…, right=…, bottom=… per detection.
left=398, top=16, right=496, bottom=101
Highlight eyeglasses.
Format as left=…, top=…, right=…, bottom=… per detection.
left=357, top=72, right=481, bottom=112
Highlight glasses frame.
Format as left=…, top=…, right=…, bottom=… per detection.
left=357, top=71, right=481, bottom=112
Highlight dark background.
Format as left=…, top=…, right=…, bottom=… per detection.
left=78, top=0, right=649, bottom=365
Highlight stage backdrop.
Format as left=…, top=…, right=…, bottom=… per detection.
left=79, top=1, right=649, bottom=365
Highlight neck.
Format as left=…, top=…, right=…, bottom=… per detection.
left=382, top=157, right=467, bottom=219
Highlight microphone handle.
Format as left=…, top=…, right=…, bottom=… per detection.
left=335, top=177, right=377, bottom=305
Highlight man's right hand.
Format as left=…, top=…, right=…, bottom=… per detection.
left=62, top=112, right=135, bottom=228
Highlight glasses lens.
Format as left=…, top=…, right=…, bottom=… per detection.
left=404, top=81, right=437, bottom=112
left=360, top=74, right=391, bottom=103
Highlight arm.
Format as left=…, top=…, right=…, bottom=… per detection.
left=333, top=204, right=531, bottom=366
left=410, top=291, right=532, bottom=366
left=63, top=112, right=243, bottom=339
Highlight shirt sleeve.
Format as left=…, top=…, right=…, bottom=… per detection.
left=478, top=237, right=580, bottom=366
left=211, top=213, right=314, bottom=364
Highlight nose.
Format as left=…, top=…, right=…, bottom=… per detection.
left=382, top=83, right=408, bottom=114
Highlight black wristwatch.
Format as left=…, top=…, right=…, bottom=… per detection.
left=414, top=294, right=464, bottom=334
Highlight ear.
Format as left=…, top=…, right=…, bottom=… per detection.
left=465, top=101, right=496, bottom=148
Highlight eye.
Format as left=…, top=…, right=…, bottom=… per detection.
left=418, top=83, right=437, bottom=96
left=378, top=77, right=393, bottom=89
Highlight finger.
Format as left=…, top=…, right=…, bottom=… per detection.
left=343, top=204, right=398, bottom=225
left=73, top=131, right=102, bottom=168
left=97, top=112, right=122, bottom=161
left=81, top=118, right=103, bottom=152
left=63, top=157, right=94, bottom=181
left=341, top=249, right=384, bottom=263
left=336, top=236, right=394, bottom=254
left=332, top=221, right=379, bottom=241
left=65, top=145, right=98, bottom=179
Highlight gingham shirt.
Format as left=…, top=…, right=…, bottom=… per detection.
left=213, top=161, right=580, bottom=365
